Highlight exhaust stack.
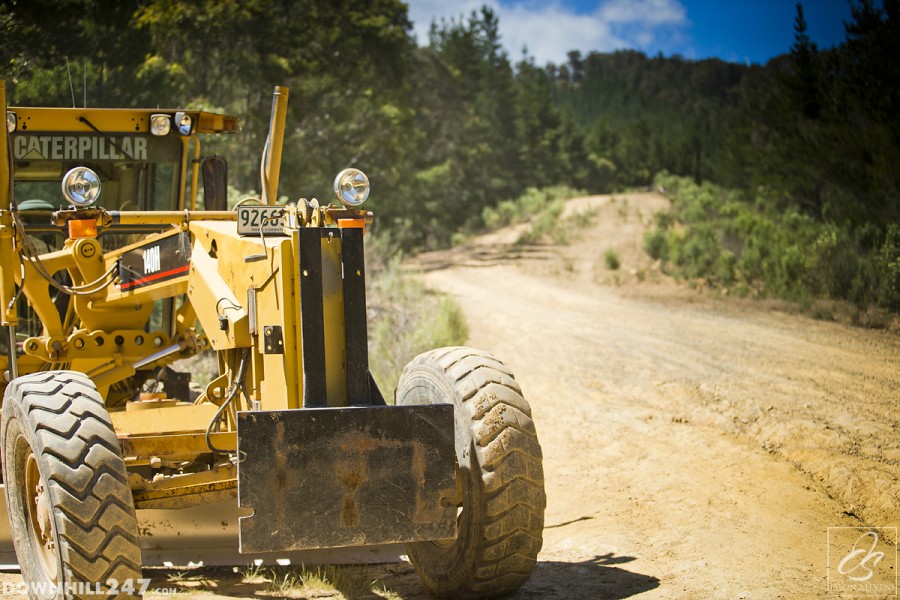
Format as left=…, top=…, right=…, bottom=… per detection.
left=262, top=86, right=289, bottom=205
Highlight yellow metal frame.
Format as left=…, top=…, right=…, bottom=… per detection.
left=8, top=107, right=239, bottom=135
left=1, top=81, right=17, bottom=325
left=0, top=83, right=368, bottom=504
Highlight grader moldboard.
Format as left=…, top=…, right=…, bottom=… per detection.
left=0, top=80, right=545, bottom=599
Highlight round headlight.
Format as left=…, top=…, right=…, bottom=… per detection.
left=175, top=111, right=193, bottom=135
left=333, top=168, right=370, bottom=207
left=150, top=114, right=172, bottom=136
left=6, top=112, right=16, bottom=133
left=62, top=167, right=101, bottom=208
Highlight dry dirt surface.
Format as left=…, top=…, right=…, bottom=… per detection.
left=411, top=192, right=900, bottom=600
left=0, top=193, right=897, bottom=600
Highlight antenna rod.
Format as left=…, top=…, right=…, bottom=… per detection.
left=65, top=57, right=76, bottom=108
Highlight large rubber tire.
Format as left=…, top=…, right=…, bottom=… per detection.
left=396, top=347, right=545, bottom=599
left=1, top=371, right=142, bottom=599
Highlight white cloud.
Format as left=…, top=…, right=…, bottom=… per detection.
left=406, top=0, right=485, bottom=43
left=597, top=0, right=687, bottom=26
left=501, top=3, right=629, bottom=61
left=405, top=0, right=691, bottom=66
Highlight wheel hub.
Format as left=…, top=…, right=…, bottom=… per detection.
left=24, top=452, right=58, bottom=581
left=34, top=483, right=53, bottom=548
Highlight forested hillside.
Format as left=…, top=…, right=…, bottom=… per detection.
left=2, top=0, right=898, bottom=310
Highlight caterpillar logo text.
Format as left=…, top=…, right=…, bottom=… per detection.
left=13, top=135, right=148, bottom=161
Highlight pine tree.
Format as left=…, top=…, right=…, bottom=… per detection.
left=789, top=2, right=821, bottom=119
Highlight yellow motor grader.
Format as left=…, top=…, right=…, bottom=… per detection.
left=0, top=80, right=545, bottom=599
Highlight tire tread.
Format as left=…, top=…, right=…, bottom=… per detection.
left=2, top=371, right=141, bottom=599
left=398, top=348, right=545, bottom=599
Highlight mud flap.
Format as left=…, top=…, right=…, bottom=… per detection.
left=237, top=405, right=457, bottom=553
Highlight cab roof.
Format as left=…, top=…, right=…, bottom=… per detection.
left=8, top=107, right=240, bottom=135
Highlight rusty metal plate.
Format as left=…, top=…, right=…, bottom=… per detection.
left=237, top=405, right=456, bottom=553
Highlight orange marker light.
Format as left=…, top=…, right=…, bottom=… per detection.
left=337, top=218, right=366, bottom=236
left=68, top=219, right=98, bottom=239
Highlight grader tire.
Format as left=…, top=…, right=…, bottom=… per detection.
left=396, top=347, right=545, bottom=599
left=1, top=371, right=142, bottom=599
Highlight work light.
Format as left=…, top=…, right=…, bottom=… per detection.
left=150, top=114, right=172, bottom=136
left=333, top=168, right=370, bottom=207
left=62, top=167, right=101, bottom=207
left=175, top=112, right=193, bottom=135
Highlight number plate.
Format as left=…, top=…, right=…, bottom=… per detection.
left=237, top=206, right=288, bottom=236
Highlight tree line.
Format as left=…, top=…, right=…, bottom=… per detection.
left=2, top=1, right=897, bottom=268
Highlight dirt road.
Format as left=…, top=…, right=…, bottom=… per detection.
left=1, top=193, right=896, bottom=599
left=412, top=193, right=899, bottom=599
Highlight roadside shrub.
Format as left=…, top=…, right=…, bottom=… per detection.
left=481, top=206, right=501, bottom=230
left=644, top=230, right=668, bottom=260
left=495, top=200, right=521, bottom=227
left=646, top=173, right=898, bottom=317
left=877, top=224, right=900, bottom=310
left=367, top=247, right=468, bottom=396
left=476, top=185, right=587, bottom=241
left=518, top=199, right=565, bottom=244
left=715, top=250, right=737, bottom=286
left=604, top=248, right=621, bottom=270
left=518, top=187, right=550, bottom=215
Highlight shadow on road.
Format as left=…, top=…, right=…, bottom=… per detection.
left=366, top=554, right=660, bottom=600
left=512, top=554, right=661, bottom=599
left=138, top=554, right=660, bottom=599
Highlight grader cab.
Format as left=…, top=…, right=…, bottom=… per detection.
left=0, top=81, right=545, bottom=599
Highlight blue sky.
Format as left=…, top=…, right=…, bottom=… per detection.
left=405, top=0, right=854, bottom=66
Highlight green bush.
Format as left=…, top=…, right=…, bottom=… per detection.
left=518, top=199, right=565, bottom=244
left=604, top=248, right=621, bottom=270
left=479, top=185, right=587, bottom=237
left=495, top=200, right=521, bottom=227
left=643, top=230, right=668, bottom=260
left=481, top=206, right=501, bottom=230
left=646, top=173, right=898, bottom=314
left=518, top=187, right=549, bottom=215
left=877, top=224, right=900, bottom=310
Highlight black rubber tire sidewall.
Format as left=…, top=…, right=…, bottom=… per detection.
left=396, top=347, right=545, bottom=599
left=397, top=355, right=483, bottom=593
left=1, top=371, right=142, bottom=600
left=3, top=412, right=62, bottom=599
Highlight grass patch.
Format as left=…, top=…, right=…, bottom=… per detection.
left=616, top=197, right=629, bottom=221
left=551, top=205, right=599, bottom=245
left=147, top=564, right=405, bottom=599
left=604, top=248, right=621, bottom=271
left=271, top=565, right=372, bottom=597
left=567, top=206, right=599, bottom=229
left=367, top=241, right=468, bottom=398
left=450, top=185, right=593, bottom=246
left=517, top=199, right=603, bottom=245
left=475, top=185, right=586, bottom=240
left=238, top=564, right=384, bottom=598
left=517, top=199, right=564, bottom=244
